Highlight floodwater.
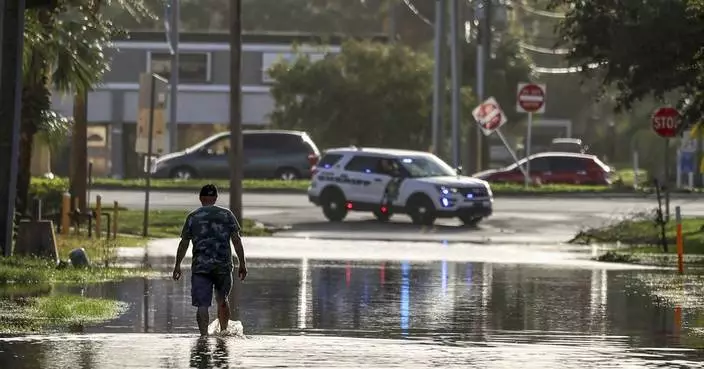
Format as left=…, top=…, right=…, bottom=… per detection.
left=1, top=258, right=704, bottom=368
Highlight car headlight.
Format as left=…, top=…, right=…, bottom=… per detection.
left=436, top=185, right=459, bottom=195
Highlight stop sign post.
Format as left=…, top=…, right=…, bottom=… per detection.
left=517, top=83, right=547, bottom=187
left=652, top=106, right=681, bottom=222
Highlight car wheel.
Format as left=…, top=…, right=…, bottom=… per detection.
left=275, top=167, right=300, bottom=181
left=170, top=167, right=196, bottom=180
left=373, top=209, right=392, bottom=222
left=321, top=188, right=347, bottom=222
left=459, top=214, right=482, bottom=227
left=407, top=195, right=436, bottom=226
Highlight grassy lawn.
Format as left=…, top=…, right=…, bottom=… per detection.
left=0, top=294, right=125, bottom=333
left=572, top=214, right=704, bottom=254
left=92, top=177, right=310, bottom=191
left=90, top=177, right=645, bottom=193
left=116, top=209, right=272, bottom=238
left=0, top=256, right=153, bottom=285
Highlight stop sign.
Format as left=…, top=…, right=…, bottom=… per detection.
left=652, top=107, right=680, bottom=138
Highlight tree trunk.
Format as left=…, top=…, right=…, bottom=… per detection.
left=16, top=107, right=36, bottom=218
left=16, top=81, right=47, bottom=218
left=69, top=90, right=88, bottom=212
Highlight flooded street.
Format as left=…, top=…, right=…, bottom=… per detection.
left=2, top=252, right=704, bottom=368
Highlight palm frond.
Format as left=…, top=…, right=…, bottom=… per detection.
left=35, top=110, right=73, bottom=152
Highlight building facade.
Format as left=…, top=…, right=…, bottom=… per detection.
left=49, top=32, right=362, bottom=178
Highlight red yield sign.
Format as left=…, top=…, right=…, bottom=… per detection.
left=517, top=83, right=546, bottom=114
left=652, top=107, right=680, bottom=138
left=473, top=97, right=508, bottom=136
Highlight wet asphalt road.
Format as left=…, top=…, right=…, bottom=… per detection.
left=1, top=257, right=703, bottom=368
left=96, top=190, right=704, bottom=243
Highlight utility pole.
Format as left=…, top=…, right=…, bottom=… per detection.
left=229, top=0, right=243, bottom=222
left=479, top=0, right=492, bottom=171
left=450, top=0, right=463, bottom=169
left=168, top=0, right=180, bottom=153
left=432, top=0, right=447, bottom=156
left=388, top=0, right=397, bottom=43
left=0, top=0, right=26, bottom=256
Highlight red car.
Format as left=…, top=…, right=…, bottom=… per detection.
left=473, top=152, right=612, bottom=185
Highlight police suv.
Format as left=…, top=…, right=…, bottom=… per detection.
left=307, top=147, right=494, bottom=226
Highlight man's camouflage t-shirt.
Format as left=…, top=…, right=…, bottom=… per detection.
left=181, top=205, right=240, bottom=274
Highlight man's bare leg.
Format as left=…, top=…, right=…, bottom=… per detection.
left=217, top=298, right=230, bottom=332
left=196, top=306, right=209, bottom=336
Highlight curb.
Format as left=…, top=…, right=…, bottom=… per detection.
left=90, top=184, right=704, bottom=199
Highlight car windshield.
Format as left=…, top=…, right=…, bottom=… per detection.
left=398, top=155, right=456, bottom=178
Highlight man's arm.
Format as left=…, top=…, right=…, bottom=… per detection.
left=175, top=238, right=190, bottom=269
left=175, top=214, right=192, bottom=270
left=231, top=232, right=246, bottom=268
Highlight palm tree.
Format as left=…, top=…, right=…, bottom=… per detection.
left=18, top=0, right=152, bottom=218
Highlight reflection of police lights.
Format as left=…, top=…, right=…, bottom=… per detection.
left=400, top=261, right=410, bottom=335
left=346, top=263, right=351, bottom=287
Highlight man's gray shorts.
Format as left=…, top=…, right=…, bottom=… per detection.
left=191, top=272, right=232, bottom=307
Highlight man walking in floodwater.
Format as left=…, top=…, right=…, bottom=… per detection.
left=172, top=184, right=247, bottom=337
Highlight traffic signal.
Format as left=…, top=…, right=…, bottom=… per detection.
left=25, top=0, right=59, bottom=9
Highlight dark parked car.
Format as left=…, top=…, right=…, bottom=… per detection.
left=151, top=130, right=320, bottom=180
left=472, top=152, right=613, bottom=185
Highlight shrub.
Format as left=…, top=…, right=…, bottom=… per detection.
left=29, top=177, right=69, bottom=216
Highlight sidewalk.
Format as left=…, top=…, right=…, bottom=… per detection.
left=117, top=236, right=653, bottom=270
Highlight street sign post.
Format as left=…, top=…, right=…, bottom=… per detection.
left=472, top=97, right=529, bottom=181
left=517, top=83, right=546, bottom=187
left=652, top=106, right=681, bottom=221
left=136, top=73, right=169, bottom=238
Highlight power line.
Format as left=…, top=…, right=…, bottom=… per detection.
left=401, top=0, right=433, bottom=26
left=531, top=62, right=603, bottom=74
left=518, top=40, right=571, bottom=55
left=399, top=0, right=585, bottom=74
left=507, top=0, right=566, bottom=19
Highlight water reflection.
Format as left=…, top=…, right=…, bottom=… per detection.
left=28, top=258, right=692, bottom=349
left=189, top=338, right=230, bottom=369
left=2, top=257, right=704, bottom=368
left=400, top=261, right=409, bottom=336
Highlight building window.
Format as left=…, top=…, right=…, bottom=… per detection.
left=261, top=52, right=325, bottom=84
left=148, top=52, right=211, bottom=83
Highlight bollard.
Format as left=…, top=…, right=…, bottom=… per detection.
left=113, top=201, right=119, bottom=239
left=61, top=192, right=71, bottom=236
left=95, top=195, right=102, bottom=239
left=676, top=206, right=684, bottom=274
left=674, top=305, right=682, bottom=337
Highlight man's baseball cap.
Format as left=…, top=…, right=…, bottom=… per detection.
left=199, top=184, right=218, bottom=197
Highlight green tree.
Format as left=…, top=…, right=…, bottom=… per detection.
left=549, top=0, right=704, bottom=122
left=268, top=40, right=475, bottom=152
left=19, top=0, right=151, bottom=216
